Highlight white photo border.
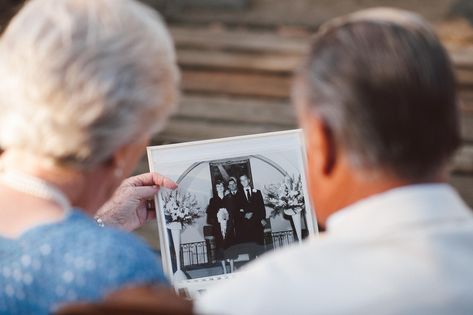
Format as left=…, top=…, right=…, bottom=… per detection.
left=147, top=129, right=318, bottom=291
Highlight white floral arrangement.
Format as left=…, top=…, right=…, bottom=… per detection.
left=162, top=190, right=203, bottom=228
left=264, top=175, right=305, bottom=217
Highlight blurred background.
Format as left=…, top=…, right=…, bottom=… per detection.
left=1, top=0, right=472, bottom=249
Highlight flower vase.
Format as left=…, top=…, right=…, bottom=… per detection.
left=167, top=222, right=187, bottom=282
left=291, top=212, right=302, bottom=243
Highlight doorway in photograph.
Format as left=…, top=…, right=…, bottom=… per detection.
left=209, top=157, right=252, bottom=191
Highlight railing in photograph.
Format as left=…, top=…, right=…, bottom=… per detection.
left=271, top=230, right=295, bottom=249
left=180, top=241, right=209, bottom=267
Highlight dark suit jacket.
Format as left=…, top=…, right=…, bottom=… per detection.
left=233, top=188, right=265, bottom=245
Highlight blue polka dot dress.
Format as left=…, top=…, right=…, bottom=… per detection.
left=0, top=210, right=167, bottom=314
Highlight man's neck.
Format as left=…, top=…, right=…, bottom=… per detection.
left=315, top=165, right=448, bottom=229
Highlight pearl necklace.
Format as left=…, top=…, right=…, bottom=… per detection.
left=0, top=170, right=71, bottom=213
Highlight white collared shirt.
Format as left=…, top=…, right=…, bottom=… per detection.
left=195, top=184, right=473, bottom=315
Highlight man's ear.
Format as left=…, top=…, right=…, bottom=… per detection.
left=304, top=115, right=337, bottom=176
left=321, top=121, right=337, bottom=175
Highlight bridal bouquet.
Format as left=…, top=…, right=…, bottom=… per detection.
left=217, top=208, right=229, bottom=238
left=162, top=190, right=202, bottom=228
left=264, top=175, right=305, bottom=217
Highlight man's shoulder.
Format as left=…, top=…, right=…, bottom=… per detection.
left=212, top=236, right=337, bottom=278
left=250, top=189, right=263, bottom=200
left=193, top=235, right=398, bottom=314
left=243, top=235, right=340, bottom=272
left=195, top=237, right=337, bottom=314
left=197, top=222, right=473, bottom=315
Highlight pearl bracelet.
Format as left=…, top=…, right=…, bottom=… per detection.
left=95, top=217, right=105, bottom=228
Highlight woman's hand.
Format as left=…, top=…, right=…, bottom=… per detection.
left=95, top=173, right=177, bottom=231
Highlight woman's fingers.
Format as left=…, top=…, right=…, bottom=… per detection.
left=125, top=172, right=177, bottom=189
left=124, top=173, right=155, bottom=186
left=146, top=209, right=157, bottom=221
left=152, top=173, right=178, bottom=189
left=131, top=186, right=160, bottom=199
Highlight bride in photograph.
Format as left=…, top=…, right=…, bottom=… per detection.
left=205, top=180, right=237, bottom=273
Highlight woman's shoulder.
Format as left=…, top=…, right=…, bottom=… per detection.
left=26, top=210, right=167, bottom=283
left=68, top=211, right=161, bottom=259
left=207, top=196, right=218, bottom=207
left=0, top=210, right=167, bottom=312
left=64, top=210, right=136, bottom=244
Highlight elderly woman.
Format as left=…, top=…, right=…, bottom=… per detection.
left=0, top=0, right=178, bottom=313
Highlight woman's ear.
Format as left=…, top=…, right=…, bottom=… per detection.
left=110, top=150, right=126, bottom=178
left=109, top=136, right=150, bottom=179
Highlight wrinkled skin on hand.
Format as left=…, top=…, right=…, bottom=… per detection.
left=96, top=173, right=177, bottom=231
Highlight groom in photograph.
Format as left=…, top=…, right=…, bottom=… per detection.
left=234, top=174, right=266, bottom=248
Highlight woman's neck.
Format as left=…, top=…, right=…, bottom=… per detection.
left=0, top=149, right=116, bottom=214
left=0, top=151, right=73, bottom=237
left=0, top=150, right=116, bottom=237
left=0, top=150, right=85, bottom=204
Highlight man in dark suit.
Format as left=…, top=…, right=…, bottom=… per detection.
left=234, top=174, right=266, bottom=246
left=226, top=176, right=239, bottom=198
left=224, top=177, right=242, bottom=245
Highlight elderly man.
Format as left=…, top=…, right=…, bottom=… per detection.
left=195, top=8, right=473, bottom=315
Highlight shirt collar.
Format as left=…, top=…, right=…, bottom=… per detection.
left=326, top=184, right=472, bottom=238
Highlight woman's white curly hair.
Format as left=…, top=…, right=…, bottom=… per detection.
left=0, top=0, right=179, bottom=169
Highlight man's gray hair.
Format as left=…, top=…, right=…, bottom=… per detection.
left=0, top=0, right=179, bottom=168
left=295, top=8, right=460, bottom=180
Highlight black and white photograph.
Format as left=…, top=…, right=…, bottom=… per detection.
left=147, top=130, right=318, bottom=291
